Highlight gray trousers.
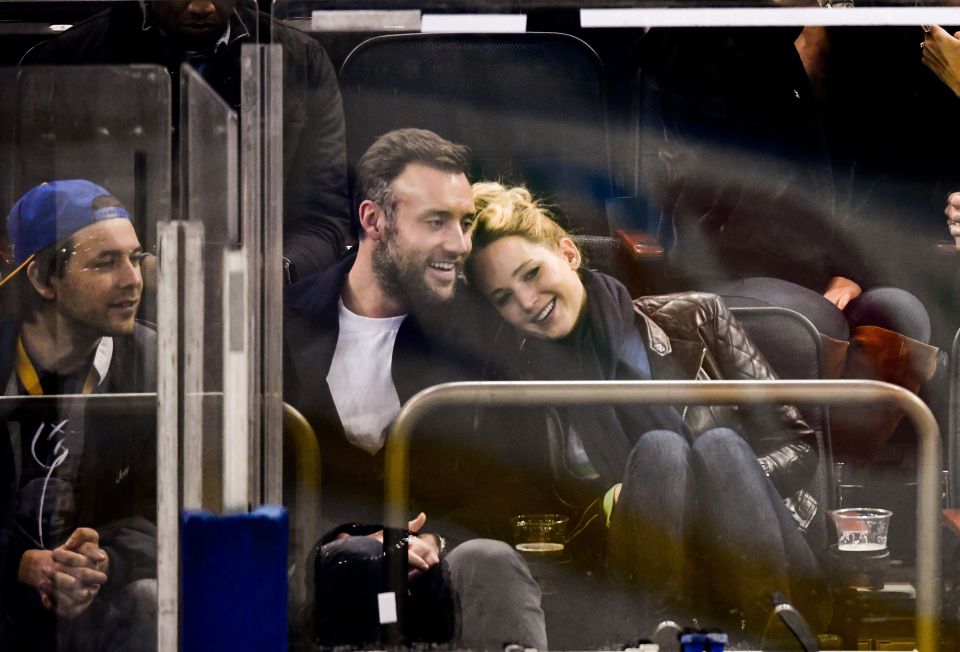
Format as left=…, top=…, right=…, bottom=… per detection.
left=315, top=536, right=547, bottom=650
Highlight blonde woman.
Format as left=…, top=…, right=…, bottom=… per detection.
left=465, top=182, right=828, bottom=641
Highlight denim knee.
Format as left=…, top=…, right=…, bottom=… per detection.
left=690, top=427, right=755, bottom=474
left=626, top=429, right=690, bottom=478
left=847, top=287, right=931, bottom=342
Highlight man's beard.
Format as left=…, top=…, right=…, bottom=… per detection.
left=372, top=229, right=457, bottom=315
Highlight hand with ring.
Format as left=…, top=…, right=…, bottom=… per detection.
left=922, top=26, right=960, bottom=98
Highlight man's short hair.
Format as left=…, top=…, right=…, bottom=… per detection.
left=354, top=128, right=471, bottom=227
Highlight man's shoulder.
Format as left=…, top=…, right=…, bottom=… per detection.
left=407, top=284, right=504, bottom=374
left=256, top=10, right=335, bottom=77
left=106, top=320, right=157, bottom=393
left=285, top=255, right=353, bottom=321
left=132, top=320, right=157, bottom=348
left=258, top=11, right=323, bottom=50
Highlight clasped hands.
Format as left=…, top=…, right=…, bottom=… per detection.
left=18, top=527, right=109, bottom=618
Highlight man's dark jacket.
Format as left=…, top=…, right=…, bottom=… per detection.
left=284, top=255, right=523, bottom=542
left=0, top=319, right=157, bottom=649
left=21, top=1, right=350, bottom=278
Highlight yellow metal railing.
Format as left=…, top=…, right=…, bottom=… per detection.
left=385, top=379, right=941, bottom=652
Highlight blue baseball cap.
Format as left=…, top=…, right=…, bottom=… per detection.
left=2, top=180, right=131, bottom=287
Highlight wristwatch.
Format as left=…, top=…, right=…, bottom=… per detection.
left=425, top=532, right=447, bottom=560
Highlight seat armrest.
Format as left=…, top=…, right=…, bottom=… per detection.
left=616, top=228, right=665, bottom=261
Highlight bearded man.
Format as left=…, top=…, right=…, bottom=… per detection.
left=283, top=129, right=546, bottom=650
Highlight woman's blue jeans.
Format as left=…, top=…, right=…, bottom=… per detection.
left=606, top=428, right=826, bottom=634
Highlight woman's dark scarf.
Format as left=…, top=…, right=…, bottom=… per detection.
left=521, top=270, right=686, bottom=489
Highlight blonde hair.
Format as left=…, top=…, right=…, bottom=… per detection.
left=469, top=181, right=576, bottom=255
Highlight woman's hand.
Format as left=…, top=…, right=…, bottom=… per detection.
left=923, top=26, right=960, bottom=98
left=823, top=276, right=862, bottom=311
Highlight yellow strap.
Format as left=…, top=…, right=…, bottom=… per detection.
left=0, top=253, right=35, bottom=290
left=15, top=336, right=97, bottom=396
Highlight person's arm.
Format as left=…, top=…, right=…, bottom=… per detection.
left=280, top=34, right=351, bottom=280
left=321, top=513, right=442, bottom=580
left=923, top=25, right=960, bottom=99
left=658, top=292, right=820, bottom=496
left=366, top=513, right=441, bottom=580
left=95, top=516, right=156, bottom=593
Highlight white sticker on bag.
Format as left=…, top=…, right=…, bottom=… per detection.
left=377, top=592, right=398, bottom=625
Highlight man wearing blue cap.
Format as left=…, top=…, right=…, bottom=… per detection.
left=0, top=180, right=157, bottom=651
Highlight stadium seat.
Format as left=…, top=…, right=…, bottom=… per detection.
left=282, top=401, right=321, bottom=648
left=340, top=32, right=614, bottom=237
left=731, top=306, right=836, bottom=550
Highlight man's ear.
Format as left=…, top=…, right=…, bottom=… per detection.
left=358, top=199, right=386, bottom=241
left=26, top=259, right=56, bottom=301
left=558, top=237, right=582, bottom=271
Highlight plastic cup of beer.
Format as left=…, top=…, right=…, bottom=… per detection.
left=511, top=514, right=569, bottom=553
left=829, top=508, right=892, bottom=552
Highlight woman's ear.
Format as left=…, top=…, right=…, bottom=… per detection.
left=357, top=199, right=385, bottom=241
left=558, top=238, right=582, bottom=271
left=26, top=259, right=56, bottom=301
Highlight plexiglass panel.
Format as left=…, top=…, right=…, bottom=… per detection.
left=0, top=63, right=169, bottom=652
left=180, top=64, right=239, bottom=515
left=275, top=1, right=960, bottom=650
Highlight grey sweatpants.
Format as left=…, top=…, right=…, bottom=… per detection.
left=315, top=535, right=547, bottom=650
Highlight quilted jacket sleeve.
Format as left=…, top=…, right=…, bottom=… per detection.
left=637, top=292, right=818, bottom=498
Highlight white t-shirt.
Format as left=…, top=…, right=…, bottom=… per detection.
left=326, top=298, right=407, bottom=454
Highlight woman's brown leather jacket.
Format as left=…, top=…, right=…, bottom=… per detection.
left=634, top=292, right=820, bottom=530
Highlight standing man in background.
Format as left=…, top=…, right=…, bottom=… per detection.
left=21, top=0, right=351, bottom=280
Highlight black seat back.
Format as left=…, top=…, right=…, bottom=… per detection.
left=340, top=32, right=613, bottom=236
left=731, top=306, right=834, bottom=550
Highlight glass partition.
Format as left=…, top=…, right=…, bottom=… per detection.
left=179, top=64, right=239, bottom=516
left=5, top=0, right=959, bottom=649
left=276, top=1, right=960, bottom=650
left=0, top=63, right=169, bottom=652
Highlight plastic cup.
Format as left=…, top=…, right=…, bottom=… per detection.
left=511, top=514, right=569, bottom=553
left=829, top=508, right=892, bottom=552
